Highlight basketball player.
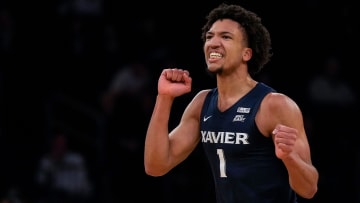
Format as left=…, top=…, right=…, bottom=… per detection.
left=144, top=3, right=318, bottom=203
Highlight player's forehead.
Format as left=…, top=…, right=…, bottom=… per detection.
left=207, top=19, right=243, bottom=35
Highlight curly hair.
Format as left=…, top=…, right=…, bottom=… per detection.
left=201, top=3, right=273, bottom=76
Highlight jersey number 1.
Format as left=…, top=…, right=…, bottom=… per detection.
left=217, top=148, right=227, bottom=178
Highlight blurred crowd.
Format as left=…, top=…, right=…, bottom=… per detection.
left=0, top=0, right=359, bottom=203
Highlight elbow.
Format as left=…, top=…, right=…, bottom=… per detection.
left=144, top=167, right=166, bottom=177
left=298, top=185, right=318, bottom=199
left=144, top=163, right=169, bottom=177
left=307, top=185, right=318, bottom=199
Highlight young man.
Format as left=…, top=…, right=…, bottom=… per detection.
left=144, top=3, right=318, bottom=203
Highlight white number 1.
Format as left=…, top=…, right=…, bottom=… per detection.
left=217, top=148, right=227, bottom=177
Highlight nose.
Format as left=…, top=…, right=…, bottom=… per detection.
left=206, top=36, right=221, bottom=48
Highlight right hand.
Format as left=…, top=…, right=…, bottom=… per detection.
left=158, top=68, right=192, bottom=97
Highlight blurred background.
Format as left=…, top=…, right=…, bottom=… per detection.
left=0, top=0, right=359, bottom=202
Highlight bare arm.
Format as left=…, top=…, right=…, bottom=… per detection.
left=259, top=93, right=319, bottom=198
left=144, top=68, right=207, bottom=176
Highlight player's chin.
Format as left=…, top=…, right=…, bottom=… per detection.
left=208, top=66, right=222, bottom=75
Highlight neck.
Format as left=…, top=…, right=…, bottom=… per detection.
left=216, top=74, right=257, bottom=111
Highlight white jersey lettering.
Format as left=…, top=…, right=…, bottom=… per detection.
left=201, top=131, right=249, bottom=144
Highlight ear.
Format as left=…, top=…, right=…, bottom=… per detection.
left=243, top=48, right=252, bottom=61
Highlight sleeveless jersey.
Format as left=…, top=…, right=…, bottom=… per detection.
left=200, top=82, right=297, bottom=203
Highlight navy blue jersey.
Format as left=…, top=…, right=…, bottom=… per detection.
left=200, top=82, right=297, bottom=203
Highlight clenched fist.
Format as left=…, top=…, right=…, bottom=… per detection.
left=158, top=68, right=192, bottom=97
left=272, top=124, right=297, bottom=160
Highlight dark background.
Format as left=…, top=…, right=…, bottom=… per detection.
left=0, top=0, right=359, bottom=202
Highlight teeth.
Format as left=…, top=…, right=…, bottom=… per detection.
left=210, top=52, right=222, bottom=58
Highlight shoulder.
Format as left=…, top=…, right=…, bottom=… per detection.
left=263, top=92, right=298, bottom=109
left=263, top=92, right=301, bottom=114
left=183, top=89, right=212, bottom=119
left=262, top=92, right=303, bottom=122
left=190, top=89, right=212, bottom=106
left=257, top=92, right=303, bottom=136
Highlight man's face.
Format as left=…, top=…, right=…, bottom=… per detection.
left=203, top=19, right=250, bottom=75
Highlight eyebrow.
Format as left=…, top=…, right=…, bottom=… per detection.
left=206, top=31, right=233, bottom=35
